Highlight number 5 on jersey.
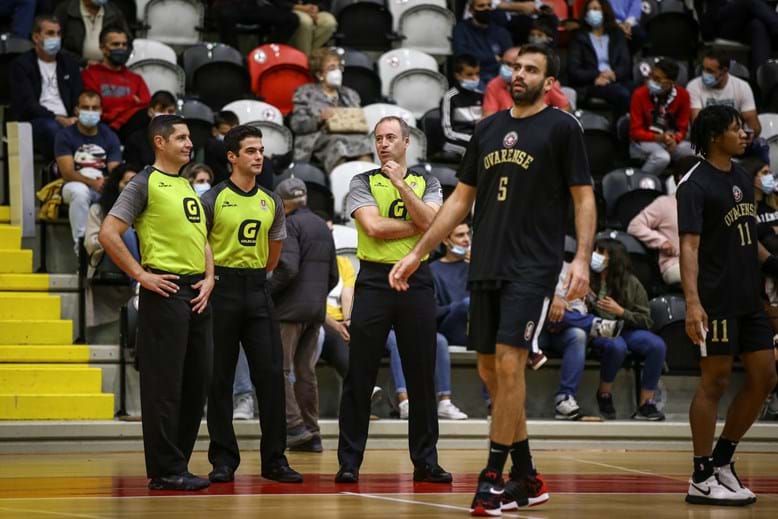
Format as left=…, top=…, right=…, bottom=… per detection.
left=498, top=176, right=508, bottom=202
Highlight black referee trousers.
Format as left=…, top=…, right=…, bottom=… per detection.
left=206, top=267, right=288, bottom=473
left=337, top=261, right=440, bottom=471
left=137, top=272, right=213, bottom=479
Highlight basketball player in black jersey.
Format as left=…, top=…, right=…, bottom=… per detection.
left=389, top=44, right=596, bottom=517
left=678, top=105, right=778, bottom=506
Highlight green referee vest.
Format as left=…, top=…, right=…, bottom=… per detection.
left=355, top=171, right=430, bottom=264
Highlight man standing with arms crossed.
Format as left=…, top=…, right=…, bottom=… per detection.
left=335, top=116, right=451, bottom=484
left=201, top=125, right=303, bottom=484
left=100, top=115, right=214, bottom=490
left=390, top=45, right=596, bottom=516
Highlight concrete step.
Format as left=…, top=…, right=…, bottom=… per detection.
left=0, top=274, right=78, bottom=292
left=0, top=249, right=32, bottom=273
left=0, top=225, right=20, bottom=249
left=0, top=206, right=9, bottom=224
left=0, top=320, right=72, bottom=344
left=0, top=365, right=101, bottom=394
left=0, top=293, right=60, bottom=320
left=0, top=345, right=90, bottom=363
left=0, top=394, right=114, bottom=420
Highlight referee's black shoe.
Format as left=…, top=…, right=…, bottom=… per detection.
left=262, top=464, right=304, bottom=483
left=335, top=467, right=359, bottom=483
left=148, top=473, right=210, bottom=491
left=208, top=466, right=235, bottom=483
left=413, top=464, right=453, bottom=483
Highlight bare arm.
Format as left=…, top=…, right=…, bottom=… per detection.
left=565, top=185, right=597, bottom=300
left=395, top=180, right=440, bottom=231
left=353, top=206, right=419, bottom=239
left=743, top=110, right=761, bottom=138
left=341, top=284, right=354, bottom=321
left=57, top=155, right=101, bottom=188
left=267, top=240, right=283, bottom=272
left=690, top=108, right=700, bottom=122
left=680, top=232, right=708, bottom=345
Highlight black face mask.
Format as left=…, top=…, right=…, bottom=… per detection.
left=107, top=48, right=130, bottom=66
left=473, top=9, right=491, bottom=25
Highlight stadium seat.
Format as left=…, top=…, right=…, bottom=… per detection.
left=332, top=0, right=400, bottom=52
left=768, top=136, right=778, bottom=169
left=370, top=126, right=427, bottom=164
left=337, top=47, right=383, bottom=106
left=728, top=60, right=750, bottom=81
left=248, top=44, right=313, bottom=116
left=129, top=60, right=185, bottom=98
left=649, top=294, right=696, bottom=373
left=397, top=4, right=455, bottom=56
left=378, top=48, right=439, bottom=98
left=179, top=98, right=214, bottom=156
left=387, top=0, right=446, bottom=31
left=127, top=39, right=177, bottom=66
left=183, top=43, right=251, bottom=110
left=411, top=162, right=457, bottom=199
left=276, top=161, right=333, bottom=219
left=632, top=56, right=689, bottom=87
left=601, top=168, right=663, bottom=229
left=644, top=12, right=699, bottom=63
left=362, top=103, right=416, bottom=133
left=758, top=113, right=778, bottom=141
left=247, top=120, right=293, bottom=160
left=389, top=69, right=448, bottom=119
left=143, top=0, right=204, bottom=46
left=135, top=0, right=153, bottom=22
left=276, top=161, right=327, bottom=187
left=758, top=60, right=778, bottom=112
left=578, top=110, right=619, bottom=180
left=0, top=34, right=34, bottom=106
left=330, top=160, right=379, bottom=222
left=598, top=229, right=662, bottom=298
left=332, top=223, right=358, bottom=251
left=222, top=100, right=283, bottom=125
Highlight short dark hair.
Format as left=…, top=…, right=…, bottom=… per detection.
left=214, top=110, right=239, bottom=128
left=375, top=116, right=410, bottom=139
left=78, top=89, right=102, bottom=105
left=581, top=0, right=617, bottom=30
left=516, top=44, right=560, bottom=79
left=453, top=54, right=479, bottom=75
left=689, top=105, right=743, bottom=157
left=739, top=157, right=769, bottom=180
left=32, top=15, right=59, bottom=34
left=99, top=25, right=129, bottom=46
left=148, top=114, right=187, bottom=149
left=100, top=163, right=139, bottom=215
left=702, top=47, right=730, bottom=70
left=150, top=90, right=177, bottom=110
left=224, top=125, right=263, bottom=156
left=654, top=59, right=680, bottom=82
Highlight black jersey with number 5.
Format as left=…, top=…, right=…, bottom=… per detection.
left=457, top=107, right=592, bottom=288
left=676, top=160, right=761, bottom=317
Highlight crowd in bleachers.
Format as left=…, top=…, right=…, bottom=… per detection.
left=3, top=0, right=778, bottom=426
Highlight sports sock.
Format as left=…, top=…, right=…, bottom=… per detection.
left=510, top=439, right=534, bottom=478
left=692, top=456, right=714, bottom=483
left=485, top=441, right=510, bottom=476
left=712, top=437, right=738, bottom=467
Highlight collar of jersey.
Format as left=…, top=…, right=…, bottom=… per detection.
left=150, top=167, right=181, bottom=178
left=227, top=178, right=259, bottom=197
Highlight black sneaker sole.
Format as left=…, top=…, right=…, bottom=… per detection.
left=685, top=494, right=756, bottom=506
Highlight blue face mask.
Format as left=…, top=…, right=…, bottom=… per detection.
left=42, top=37, right=61, bottom=56
left=78, top=110, right=101, bottom=128
left=585, top=9, right=603, bottom=28
left=91, top=0, right=109, bottom=6
left=450, top=244, right=469, bottom=257
left=590, top=252, right=608, bottom=273
left=499, top=64, right=513, bottom=84
left=194, top=183, right=211, bottom=197
left=760, top=174, right=776, bottom=195
left=460, top=78, right=480, bottom=92
left=647, top=79, right=664, bottom=96
left=702, top=72, right=719, bottom=88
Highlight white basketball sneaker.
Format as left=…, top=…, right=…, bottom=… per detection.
left=685, top=474, right=754, bottom=506
left=714, top=462, right=756, bottom=502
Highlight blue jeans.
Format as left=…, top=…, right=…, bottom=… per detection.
left=387, top=330, right=451, bottom=397
left=548, top=310, right=596, bottom=335
left=590, top=329, right=666, bottom=390
left=233, top=345, right=253, bottom=396
left=539, top=327, right=587, bottom=398
left=0, top=0, right=35, bottom=38
left=439, top=298, right=469, bottom=346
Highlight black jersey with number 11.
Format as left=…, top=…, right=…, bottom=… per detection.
left=457, top=107, right=592, bottom=288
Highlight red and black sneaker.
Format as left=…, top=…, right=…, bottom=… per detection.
left=502, top=470, right=549, bottom=509
left=470, top=469, right=504, bottom=517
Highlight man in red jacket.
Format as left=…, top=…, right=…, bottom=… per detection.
left=629, top=59, right=695, bottom=177
left=81, top=25, right=150, bottom=142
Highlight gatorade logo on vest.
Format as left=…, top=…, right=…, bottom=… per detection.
left=183, top=197, right=202, bottom=223
left=238, top=219, right=261, bottom=246
left=388, top=199, right=407, bottom=219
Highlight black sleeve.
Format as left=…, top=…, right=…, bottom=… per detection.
left=567, top=32, right=599, bottom=86
left=62, top=54, right=83, bottom=116
left=677, top=181, right=705, bottom=235
left=204, top=138, right=230, bottom=184
left=561, top=117, right=592, bottom=187
left=328, top=239, right=339, bottom=292
left=10, top=55, right=52, bottom=121
left=200, top=187, right=218, bottom=233
left=611, top=31, right=632, bottom=82
left=269, top=221, right=300, bottom=295
left=456, top=129, right=480, bottom=186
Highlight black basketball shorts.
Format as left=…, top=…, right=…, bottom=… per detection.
left=697, top=310, right=774, bottom=358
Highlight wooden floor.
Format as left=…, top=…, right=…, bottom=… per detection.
left=0, top=448, right=776, bottom=518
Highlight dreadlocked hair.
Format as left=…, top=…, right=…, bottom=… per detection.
left=689, top=104, right=743, bottom=157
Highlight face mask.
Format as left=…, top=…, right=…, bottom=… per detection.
left=760, top=175, right=776, bottom=195
left=499, top=64, right=513, bottom=84
left=325, top=69, right=342, bottom=88
left=193, top=183, right=211, bottom=197
left=591, top=252, right=608, bottom=273
left=528, top=35, right=548, bottom=46
left=78, top=110, right=101, bottom=128
left=107, top=48, right=130, bottom=67
left=702, top=72, right=719, bottom=88
left=647, top=79, right=664, bottom=96
left=91, top=0, right=108, bottom=6
left=585, top=9, right=603, bottom=28
left=42, top=37, right=61, bottom=56
left=450, top=244, right=469, bottom=257
left=460, top=78, right=480, bottom=92
left=473, top=9, right=491, bottom=25
left=216, top=134, right=225, bottom=141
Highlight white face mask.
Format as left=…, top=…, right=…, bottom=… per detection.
left=590, top=252, right=608, bottom=273
left=193, top=183, right=211, bottom=197
left=325, top=69, right=343, bottom=88
left=450, top=244, right=470, bottom=257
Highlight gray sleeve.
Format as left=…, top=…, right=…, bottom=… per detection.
left=422, top=175, right=443, bottom=206
left=347, top=174, right=377, bottom=216
left=269, top=193, right=287, bottom=241
left=108, top=172, right=148, bottom=225
left=200, top=188, right=217, bottom=232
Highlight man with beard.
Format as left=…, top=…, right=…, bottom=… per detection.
left=389, top=44, right=596, bottom=516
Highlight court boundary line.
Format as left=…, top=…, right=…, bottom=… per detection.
left=340, top=491, right=539, bottom=518
left=570, top=457, right=686, bottom=481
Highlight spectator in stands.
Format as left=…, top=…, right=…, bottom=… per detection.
left=11, top=15, right=82, bottom=160
left=289, top=48, right=372, bottom=173
left=205, top=110, right=239, bottom=185
left=81, top=25, right=150, bottom=142
left=452, top=0, right=513, bottom=84
left=0, top=0, right=36, bottom=38
left=55, top=0, right=130, bottom=62
left=441, top=54, right=483, bottom=157
left=567, top=0, right=633, bottom=117
left=629, top=59, right=695, bottom=177
left=482, top=45, right=571, bottom=118
left=321, top=251, right=355, bottom=383
left=270, top=178, right=338, bottom=452
left=55, top=89, right=121, bottom=252
left=289, top=1, right=337, bottom=56
left=123, top=90, right=178, bottom=169
left=627, top=195, right=682, bottom=286
left=490, top=0, right=558, bottom=47
left=182, top=162, right=214, bottom=197
left=608, top=0, right=646, bottom=52
left=687, top=48, right=768, bottom=164
left=699, top=0, right=778, bottom=77
left=211, top=0, right=300, bottom=50
left=589, top=238, right=666, bottom=421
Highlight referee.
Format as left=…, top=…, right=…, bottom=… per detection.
left=99, top=115, right=214, bottom=491
left=201, top=125, right=302, bottom=483
left=390, top=45, right=596, bottom=516
left=335, top=116, right=451, bottom=484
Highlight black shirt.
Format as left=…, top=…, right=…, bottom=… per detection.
left=676, top=159, right=762, bottom=317
left=457, top=107, right=592, bottom=289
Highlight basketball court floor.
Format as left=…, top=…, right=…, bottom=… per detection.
left=1, top=448, right=776, bottom=518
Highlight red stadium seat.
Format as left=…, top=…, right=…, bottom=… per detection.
left=248, top=44, right=314, bottom=116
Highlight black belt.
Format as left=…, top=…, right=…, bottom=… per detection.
left=215, top=266, right=267, bottom=280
